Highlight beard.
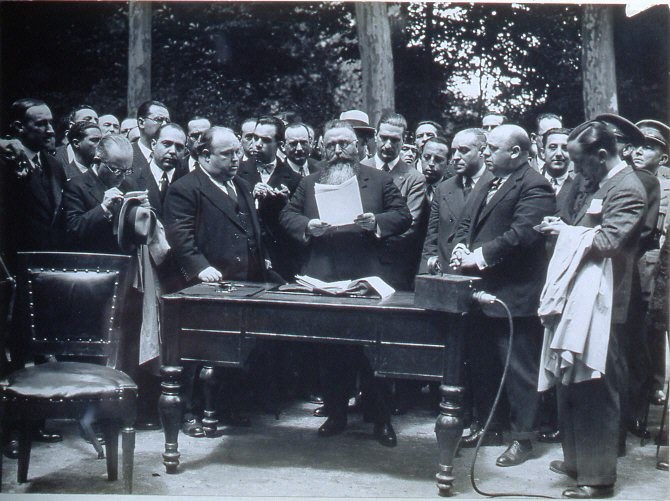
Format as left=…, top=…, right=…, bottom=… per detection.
left=318, top=160, right=359, bottom=185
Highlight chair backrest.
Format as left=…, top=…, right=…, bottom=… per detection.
left=15, top=252, right=134, bottom=369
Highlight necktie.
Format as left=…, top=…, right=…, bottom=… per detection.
left=486, top=177, right=502, bottom=204
left=463, top=176, right=473, bottom=198
left=550, top=176, right=560, bottom=191
left=382, top=163, right=390, bottom=172
left=159, top=171, right=169, bottom=203
left=226, top=180, right=238, bottom=204
left=33, top=154, right=50, bottom=195
left=32, top=154, right=42, bottom=173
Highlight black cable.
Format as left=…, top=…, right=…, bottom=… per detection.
left=469, top=297, right=556, bottom=499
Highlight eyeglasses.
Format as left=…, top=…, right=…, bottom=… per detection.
left=188, top=132, right=204, bottom=141
left=146, top=116, right=171, bottom=125
left=324, top=139, right=356, bottom=151
left=104, top=163, right=133, bottom=176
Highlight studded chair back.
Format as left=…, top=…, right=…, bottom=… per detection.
left=14, top=252, right=133, bottom=369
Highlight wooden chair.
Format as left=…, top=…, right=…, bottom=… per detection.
left=0, top=252, right=138, bottom=493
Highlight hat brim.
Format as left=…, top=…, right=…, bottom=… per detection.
left=595, top=113, right=645, bottom=144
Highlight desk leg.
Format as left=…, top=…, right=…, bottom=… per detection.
left=160, top=365, right=183, bottom=474
left=435, top=313, right=466, bottom=496
left=200, top=366, right=219, bottom=437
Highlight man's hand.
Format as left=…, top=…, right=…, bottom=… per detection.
left=198, top=266, right=222, bottom=282
left=307, top=219, right=331, bottom=237
left=427, top=256, right=441, bottom=275
left=458, top=251, right=478, bottom=269
left=0, top=138, right=25, bottom=164
left=134, top=191, right=151, bottom=209
left=253, top=182, right=273, bottom=199
left=538, top=216, right=567, bottom=236
left=354, top=212, right=376, bottom=232
left=449, top=243, right=471, bottom=270
left=101, top=187, right=124, bottom=211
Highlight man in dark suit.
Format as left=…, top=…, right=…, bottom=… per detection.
left=421, top=129, right=492, bottom=275
left=53, top=105, right=99, bottom=174
left=452, top=124, right=556, bottom=465
left=419, top=136, right=451, bottom=205
left=132, top=100, right=171, bottom=175
left=1, top=98, right=67, bottom=261
left=126, top=123, right=188, bottom=223
left=361, top=113, right=427, bottom=291
left=540, top=121, right=647, bottom=499
left=164, top=127, right=270, bottom=434
left=280, top=120, right=411, bottom=446
left=284, top=123, right=322, bottom=177
left=237, top=116, right=301, bottom=282
left=184, top=117, right=211, bottom=173
left=60, top=121, right=102, bottom=180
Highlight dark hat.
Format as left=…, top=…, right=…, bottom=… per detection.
left=339, top=110, right=375, bottom=133
left=595, top=113, right=645, bottom=145
left=635, top=119, right=670, bottom=150
left=117, top=197, right=156, bottom=253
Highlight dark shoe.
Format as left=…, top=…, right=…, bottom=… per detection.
left=628, top=419, right=650, bottom=439
left=32, top=427, right=63, bottom=443
left=373, top=422, right=397, bottom=447
left=550, top=460, right=577, bottom=479
left=318, top=417, right=346, bottom=437
left=538, top=429, right=562, bottom=443
left=651, top=389, right=666, bottom=406
left=313, top=406, right=328, bottom=417
left=3, top=439, right=18, bottom=459
left=496, top=440, right=532, bottom=467
left=182, top=418, right=205, bottom=438
left=221, top=411, right=251, bottom=427
left=307, top=393, right=324, bottom=405
left=135, top=421, right=161, bottom=431
left=460, top=428, right=503, bottom=448
left=562, top=485, right=614, bottom=499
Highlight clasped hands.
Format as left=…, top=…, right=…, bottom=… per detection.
left=449, top=243, right=477, bottom=270
left=253, top=182, right=289, bottom=200
left=307, top=213, right=376, bottom=237
left=537, top=216, right=567, bottom=235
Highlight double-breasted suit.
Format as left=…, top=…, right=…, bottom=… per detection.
left=420, top=170, right=494, bottom=273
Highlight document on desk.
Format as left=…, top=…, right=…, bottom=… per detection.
left=314, top=175, right=363, bottom=226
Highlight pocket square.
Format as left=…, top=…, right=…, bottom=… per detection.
left=586, top=198, right=603, bottom=215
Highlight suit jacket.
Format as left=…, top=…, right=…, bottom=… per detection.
left=0, top=150, right=67, bottom=264
left=361, top=156, right=427, bottom=289
left=163, top=169, right=268, bottom=284
left=634, top=168, right=660, bottom=253
left=237, top=157, right=302, bottom=280
left=420, top=170, right=495, bottom=273
left=126, top=161, right=189, bottom=221
left=131, top=142, right=151, bottom=175
left=454, top=162, right=556, bottom=317
left=279, top=165, right=412, bottom=283
left=62, top=169, right=121, bottom=253
left=573, top=166, right=647, bottom=324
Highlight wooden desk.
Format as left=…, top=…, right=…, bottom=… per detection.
left=158, top=282, right=466, bottom=495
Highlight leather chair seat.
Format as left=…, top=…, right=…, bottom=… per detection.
left=0, top=361, right=137, bottom=400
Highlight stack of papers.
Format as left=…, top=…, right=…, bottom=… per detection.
left=314, top=175, right=363, bottom=226
left=295, top=275, right=395, bottom=300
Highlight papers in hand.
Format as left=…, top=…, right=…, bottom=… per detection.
left=314, top=175, right=363, bottom=226
left=295, top=275, right=395, bottom=300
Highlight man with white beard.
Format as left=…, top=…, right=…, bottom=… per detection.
left=280, top=120, right=411, bottom=447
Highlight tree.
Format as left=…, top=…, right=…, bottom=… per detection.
left=127, top=1, right=152, bottom=116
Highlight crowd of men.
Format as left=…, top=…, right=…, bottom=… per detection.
left=0, top=98, right=668, bottom=499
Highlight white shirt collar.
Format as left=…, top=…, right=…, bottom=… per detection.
left=374, top=155, right=400, bottom=171
left=600, top=161, right=627, bottom=188
left=73, top=159, right=88, bottom=174
left=544, top=169, right=569, bottom=193
left=138, top=141, right=153, bottom=163
left=188, top=156, right=198, bottom=172
left=66, top=144, right=75, bottom=163
left=471, top=164, right=487, bottom=186
left=149, top=160, right=175, bottom=185
left=201, top=168, right=236, bottom=197
left=287, top=158, right=308, bottom=175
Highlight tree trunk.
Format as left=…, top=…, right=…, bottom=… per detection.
left=127, top=1, right=152, bottom=117
left=581, top=5, right=618, bottom=119
left=355, top=2, right=395, bottom=126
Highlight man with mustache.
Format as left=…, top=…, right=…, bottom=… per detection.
left=280, top=120, right=411, bottom=446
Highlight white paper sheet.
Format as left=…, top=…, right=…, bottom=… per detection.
left=314, top=175, right=363, bottom=226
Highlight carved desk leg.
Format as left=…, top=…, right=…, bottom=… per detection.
left=200, top=366, right=219, bottom=437
left=160, top=365, right=183, bottom=474
left=435, top=313, right=466, bottom=496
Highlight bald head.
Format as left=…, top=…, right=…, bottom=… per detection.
left=483, top=125, right=531, bottom=175
left=198, top=126, right=242, bottom=181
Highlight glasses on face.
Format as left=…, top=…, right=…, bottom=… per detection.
left=188, top=132, right=203, bottom=141
left=146, top=116, right=171, bottom=125
left=104, top=163, right=133, bottom=176
left=324, top=139, right=356, bottom=151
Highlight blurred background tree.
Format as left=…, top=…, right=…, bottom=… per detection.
left=0, top=2, right=666, bottom=136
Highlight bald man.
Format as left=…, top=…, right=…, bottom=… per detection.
left=452, top=124, right=556, bottom=465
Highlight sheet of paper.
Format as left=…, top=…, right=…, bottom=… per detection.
left=314, top=175, right=363, bottom=226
